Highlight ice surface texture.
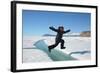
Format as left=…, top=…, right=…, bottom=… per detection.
left=34, top=39, right=77, bottom=61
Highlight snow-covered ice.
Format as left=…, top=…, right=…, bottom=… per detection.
left=23, top=36, right=91, bottom=63
left=23, top=49, right=53, bottom=63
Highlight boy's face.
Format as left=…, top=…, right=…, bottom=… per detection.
left=60, top=28, right=64, bottom=32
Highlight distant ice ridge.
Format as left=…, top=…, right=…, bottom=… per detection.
left=23, top=36, right=90, bottom=49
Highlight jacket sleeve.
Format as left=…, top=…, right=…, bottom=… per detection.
left=63, top=29, right=70, bottom=34
left=49, top=27, right=58, bottom=32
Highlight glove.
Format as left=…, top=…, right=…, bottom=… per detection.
left=49, top=26, right=53, bottom=29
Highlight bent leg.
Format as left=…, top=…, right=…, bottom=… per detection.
left=48, top=41, right=59, bottom=52
left=48, top=42, right=59, bottom=49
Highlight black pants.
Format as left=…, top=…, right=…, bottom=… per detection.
left=48, top=39, right=65, bottom=49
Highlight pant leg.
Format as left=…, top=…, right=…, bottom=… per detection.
left=48, top=40, right=59, bottom=49
left=60, top=39, right=65, bottom=48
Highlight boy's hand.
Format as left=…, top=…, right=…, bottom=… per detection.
left=49, top=26, right=53, bottom=29
left=67, top=29, right=71, bottom=32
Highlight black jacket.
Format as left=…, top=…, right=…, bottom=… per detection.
left=49, top=27, right=70, bottom=41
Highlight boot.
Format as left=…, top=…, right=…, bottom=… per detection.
left=48, top=46, right=52, bottom=52
left=61, top=47, right=66, bottom=49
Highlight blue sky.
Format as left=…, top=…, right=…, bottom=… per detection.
left=22, top=10, right=91, bottom=36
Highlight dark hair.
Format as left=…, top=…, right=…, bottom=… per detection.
left=58, top=26, right=64, bottom=30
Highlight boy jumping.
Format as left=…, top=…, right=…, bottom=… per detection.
left=48, top=26, right=70, bottom=52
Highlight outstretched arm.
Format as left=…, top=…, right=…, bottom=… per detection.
left=49, top=26, right=58, bottom=32
left=63, top=29, right=70, bottom=34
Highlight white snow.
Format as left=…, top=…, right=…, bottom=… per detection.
left=23, top=36, right=91, bottom=62
left=23, top=49, right=53, bottom=63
